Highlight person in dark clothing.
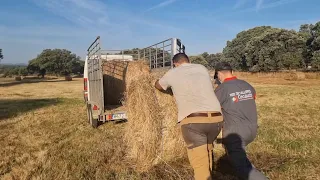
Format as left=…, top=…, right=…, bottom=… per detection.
left=214, top=62, right=267, bottom=180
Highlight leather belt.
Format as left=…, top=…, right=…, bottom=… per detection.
left=187, top=112, right=222, bottom=118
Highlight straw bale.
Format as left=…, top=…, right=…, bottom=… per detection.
left=124, top=61, right=186, bottom=171
left=15, top=76, right=22, bottom=81
left=305, top=72, right=320, bottom=79
left=65, top=76, right=72, bottom=81
left=124, top=66, right=161, bottom=171
left=284, top=72, right=305, bottom=81
left=151, top=71, right=186, bottom=162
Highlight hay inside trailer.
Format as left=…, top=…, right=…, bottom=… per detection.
left=102, top=60, right=129, bottom=106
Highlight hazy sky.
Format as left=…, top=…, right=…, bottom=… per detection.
left=0, top=0, right=319, bottom=64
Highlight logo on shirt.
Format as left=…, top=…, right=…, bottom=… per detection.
left=232, top=96, right=239, bottom=102
left=230, top=90, right=253, bottom=103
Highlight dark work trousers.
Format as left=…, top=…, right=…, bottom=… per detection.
left=223, top=124, right=267, bottom=180
left=180, top=115, right=223, bottom=180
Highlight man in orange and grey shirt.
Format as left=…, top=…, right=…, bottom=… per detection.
left=155, top=53, right=223, bottom=180
left=214, top=62, right=267, bottom=180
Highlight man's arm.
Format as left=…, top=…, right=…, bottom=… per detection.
left=155, top=80, right=164, bottom=91
left=154, top=71, right=171, bottom=92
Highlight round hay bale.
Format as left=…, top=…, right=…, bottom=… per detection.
left=65, top=76, right=72, bottom=81
left=296, top=72, right=306, bottom=80
left=124, top=75, right=162, bottom=171
left=124, top=61, right=187, bottom=171
left=284, top=72, right=305, bottom=81
left=15, top=76, right=22, bottom=81
left=305, top=72, right=319, bottom=79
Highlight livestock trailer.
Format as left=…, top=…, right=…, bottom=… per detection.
left=83, top=36, right=185, bottom=128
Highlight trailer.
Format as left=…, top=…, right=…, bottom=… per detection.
left=83, top=36, right=185, bottom=128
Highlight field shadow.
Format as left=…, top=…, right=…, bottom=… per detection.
left=0, top=79, right=65, bottom=88
left=215, top=154, right=238, bottom=179
left=214, top=133, right=288, bottom=180
left=0, top=98, right=61, bottom=120
left=214, top=133, right=264, bottom=180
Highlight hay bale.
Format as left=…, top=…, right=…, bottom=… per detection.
left=125, top=61, right=150, bottom=87
left=124, top=69, right=162, bottom=171
left=305, top=72, right=320, bottom=79
left=151, top=71, right=186, bottom=161
left=124, top=61, right=186, bottom=171
left=65, top=76, right=72, bottom=81
left=284, top=72, right=305, bottom=81
left=15, top=76, right=22, bottom=81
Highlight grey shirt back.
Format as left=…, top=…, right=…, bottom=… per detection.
left=159, top=63, right=221, bottom=122
left=215, top=77, right=257, bottom=129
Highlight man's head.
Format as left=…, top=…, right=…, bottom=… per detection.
left=172, top=53, right=189, bottom=67
left=215, top=62, right=233, bottom=82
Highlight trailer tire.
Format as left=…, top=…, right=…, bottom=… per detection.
left=91, top=118, right=99, bottom=128
left=86, top=104, right=99, bottom=128
left=86, top=104, right=91, bottom=123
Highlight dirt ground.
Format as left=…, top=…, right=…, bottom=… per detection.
left=0, top=75, right=320, bottom=180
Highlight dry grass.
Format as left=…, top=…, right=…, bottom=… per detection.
left=1, top=70, right=320, bottom=180
left=0, top=77, right=82, bottom=100
left=232, top=71, right=320, bottom=81
left=304, top=72, right=320, bottom=79
left=229, top=71, right=320, bottom=87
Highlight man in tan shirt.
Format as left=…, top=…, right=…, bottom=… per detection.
left=155, top=53, right=223, bottom=180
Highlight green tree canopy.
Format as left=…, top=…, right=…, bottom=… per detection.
left=27, top=49, right=83, bottom=77
left=223, top=26, right=305, bottom=71
left=311, top=50, right=320, bottom=69
left=0, top=49, right=3, bottom=61
left=223, top=26, right=273, bottom=70
left=205, top=53, right=223, bottom=69
left=300, top=22, right=320, bottom=68
left=190, top=55, right=208, bottom=67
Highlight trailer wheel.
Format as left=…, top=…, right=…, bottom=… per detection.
left=86, top=104, right=99, bottom=128
left=91, top=118, right=99, bottom=128
left=86, top=104, right=91, bottom=123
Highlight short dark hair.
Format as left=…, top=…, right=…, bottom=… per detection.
left=172, top=53, right=189, bottom=63
left=215, top=62, right=232, bottom=72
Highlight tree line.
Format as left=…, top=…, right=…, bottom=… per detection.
left=0, top=49, right=84, bottom=78
left=190, top=21, right=320, bottom=71
left=0, top=49, right=3, bottom=61
left=0, top=64, right=28, bottom=77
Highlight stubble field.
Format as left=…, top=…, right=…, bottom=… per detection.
left=0, top=73, right=320, bottom=180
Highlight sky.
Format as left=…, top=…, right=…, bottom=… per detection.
left=0, top=0, right=319, bottom=64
